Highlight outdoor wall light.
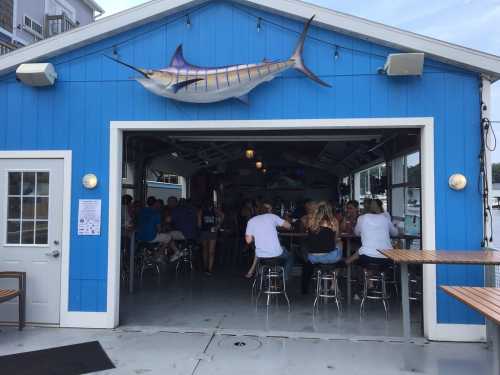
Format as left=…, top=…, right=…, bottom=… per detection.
left=82, top=173, right=98, bottom=189
left=448, top=174, right=467, bottom=191
left=245, top=147, right=255, bottom=159
left=256, top=161, right=263, bottom=169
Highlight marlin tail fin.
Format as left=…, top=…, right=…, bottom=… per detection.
left=104, top=55, right=150, bottom=78
left=291, top=16, right=331, bottom=88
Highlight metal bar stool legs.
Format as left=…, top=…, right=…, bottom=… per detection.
left=255, top=261, right=290, bottom=312
left=360, top=268, right=390, bottom=319
left=313, top=268, right=342, bottom=313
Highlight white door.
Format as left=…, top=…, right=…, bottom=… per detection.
left=0, top=159, right=64, bottom=325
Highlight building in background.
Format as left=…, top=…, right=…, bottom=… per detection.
left=0, top=0, right=103, bottom=55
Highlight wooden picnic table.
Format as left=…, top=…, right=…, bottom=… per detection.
left=441, top=286, right=500, bottom=373
left=379, top=249, right=500, bottom=339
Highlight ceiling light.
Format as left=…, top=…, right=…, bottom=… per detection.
left=256, top=161, right=263, bottom=169
left=245, top=147, right=255, bottom=159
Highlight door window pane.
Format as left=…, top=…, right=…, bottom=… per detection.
left=35, top=221, right=48, bottom=244
left=37, top=172, right=49, bottom=195
left=8, top=172, right=21, bottom=195
left=6, top=171, right=50, bottom=245
left=36, top=197, right=48, bottom=219
left=22, top=172, right=36, bottom=195
left=7, top=221, right=20, bottom=244
left=21, top=220, right=34, bottom=244
left=8, top=197, right=20, bottom=219
left=22, top=197, right=35, bottom=219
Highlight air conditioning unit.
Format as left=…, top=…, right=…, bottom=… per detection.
left=382, top=53, right=425, bottom=76
left=16, top=63, right=58, bottom=87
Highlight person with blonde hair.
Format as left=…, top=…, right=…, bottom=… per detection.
left=301, top=201, right=342, bottom=293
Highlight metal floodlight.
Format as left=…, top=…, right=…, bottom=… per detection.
left=379, top=53, right=425, bottom=76
left=16, top=63, right=58, bottom=86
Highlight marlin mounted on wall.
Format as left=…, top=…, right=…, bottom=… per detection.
left=107, top=15, right=330, bottom=104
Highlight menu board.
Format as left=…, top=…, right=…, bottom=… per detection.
left=77, top=199, right=101, bottom=236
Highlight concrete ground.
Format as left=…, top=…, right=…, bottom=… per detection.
left=0, top=325, right=493, bottom=374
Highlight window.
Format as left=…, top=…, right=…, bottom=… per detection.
left=0, top=0, right=13, bottom=33
left=6, top=172, right=49, bottom=245
left=355, top=162, right=387, bottom=208
left=23, top=15, right=44, bottom=38
left=390, top=152, right=421, bottom=237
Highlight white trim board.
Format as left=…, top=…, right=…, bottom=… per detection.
left=107, top=117, right=483, bottom=342
left=0, top=0, right=500, bottom=79
left=0, top=150, right=72, bottom=328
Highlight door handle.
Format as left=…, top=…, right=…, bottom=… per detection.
left=45, top=250, right=60, bottom=258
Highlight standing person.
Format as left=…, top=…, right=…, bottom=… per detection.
left=375, top=199, right=391, bottom=220
left=245, top=200, right=294, bottom=279
left=198, top=201, right=224, bottom=275
left=340, top=200, right=360, bottom=234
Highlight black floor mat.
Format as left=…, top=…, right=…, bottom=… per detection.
left=0, top=341, right=115, bottom=375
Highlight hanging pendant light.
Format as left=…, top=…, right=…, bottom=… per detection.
left=245, top=146, right=255, bottom=159
left=262, top=168, right=267, bottom=174
left=256, top=160, right=263, bottom=169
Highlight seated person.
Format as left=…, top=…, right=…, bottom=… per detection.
left=136, top=196, right=161, bottom=243
left=340, top=200, right=359, bottom=234
left=346, top=199, right=398, bottom=268
left=245, top=199, right=294, bottom=279
left=301, top=201, right=342, bottom=293
left=151, top=213, right=185, bottom=262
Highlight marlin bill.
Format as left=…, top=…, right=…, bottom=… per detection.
left=106, top=16, right=331, bottom=104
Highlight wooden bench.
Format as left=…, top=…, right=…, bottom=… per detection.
left=0, top=272, right=26, bottom=330
left=441, top=286, right=500, bottom=372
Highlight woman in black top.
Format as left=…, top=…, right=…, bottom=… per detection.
left=301, top=201, right=342, bottom=293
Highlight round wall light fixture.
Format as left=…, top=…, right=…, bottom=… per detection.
left=255, top=161, right=263, bottom=170
left=82, top=173, right=98, bottom=189
left=448, top=173, right=467, bottom=191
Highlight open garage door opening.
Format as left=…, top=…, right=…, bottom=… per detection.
left=117, top=125, right=423, bottom=338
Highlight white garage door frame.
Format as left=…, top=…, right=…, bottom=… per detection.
left=105, top=117, right=485, bottom=342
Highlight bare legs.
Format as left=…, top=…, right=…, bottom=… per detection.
left=246, top=255, right=258, bottom=278
left=202, top=239, right=217, bottom=274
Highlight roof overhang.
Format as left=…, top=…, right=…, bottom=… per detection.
left=82, top=0, right=105, bottom=16
left=1, top=0, right=499, bottom=81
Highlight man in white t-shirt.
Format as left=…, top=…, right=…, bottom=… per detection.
left=245, top=201, right=294, bottom=278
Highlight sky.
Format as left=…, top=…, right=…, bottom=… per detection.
left=96, top=0, right=500, bottom=160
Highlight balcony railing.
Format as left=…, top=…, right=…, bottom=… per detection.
left=0, top=40, right=16, bottom=56
left=45, top=14, right=77, bottom=38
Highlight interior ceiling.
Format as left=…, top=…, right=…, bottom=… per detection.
left=124, top=129, right=419, bottom=177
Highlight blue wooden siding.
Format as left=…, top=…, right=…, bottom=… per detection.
left=0, top=0, right=483, bottom=323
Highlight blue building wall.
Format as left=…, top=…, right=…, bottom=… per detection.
left=0, top=0, right=484, bottom=324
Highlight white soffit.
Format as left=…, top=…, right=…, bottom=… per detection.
left=0, top=0, right=499, bottom=80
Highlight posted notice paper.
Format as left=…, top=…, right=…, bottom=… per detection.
left=78, top=199, right=101, bottom=236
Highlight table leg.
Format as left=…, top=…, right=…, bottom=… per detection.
left=400, top=262, right=411, bottom=339
left=486, top=265, right=496, bottom=348
left=492, top=322, right=500, bottom=375
left=129, top=232, right=135, bottom=294
left=347, top=239, right=352, bottom=306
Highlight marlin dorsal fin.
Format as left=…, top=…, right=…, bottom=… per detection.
left=170, top=45, right=190, bottom=68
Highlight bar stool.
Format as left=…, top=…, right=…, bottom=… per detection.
left=138, top=242, right=162, bottom=283
left=175, top=240, right=194, bottom=275
left=255, top=257, right=291, bottom=311
left=360, top=264, right=390, bottom=319
left=313, top=264, right=342, bottom=312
